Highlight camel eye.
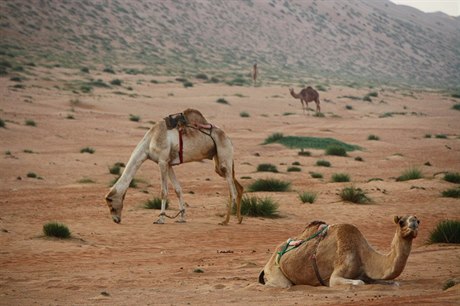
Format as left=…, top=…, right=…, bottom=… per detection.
left=417, top=220, right=420, bottom=224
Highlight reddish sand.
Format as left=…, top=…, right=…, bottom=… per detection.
left=1, top=69, right=459, bottom=305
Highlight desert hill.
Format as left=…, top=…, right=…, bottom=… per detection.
left=1, top=0, right=459, bottom=87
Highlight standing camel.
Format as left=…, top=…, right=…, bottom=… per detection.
left=105, top=108, right=244, bottom=225
left=289, top=87, right=321, bottom=115
left=259, top=215, right=420, bottom=287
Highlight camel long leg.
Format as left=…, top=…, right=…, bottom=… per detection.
left=154, top=161, right=169, bottom=224
left=316, top=98, right=321, bottom=113
left=168, top=165, right=186, bottom=223
left=232, top=164, right=244, bottom=224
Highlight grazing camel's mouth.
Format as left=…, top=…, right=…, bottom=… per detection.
left=112, top=216, right=121, bottom=224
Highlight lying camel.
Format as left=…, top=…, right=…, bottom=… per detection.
left=259, top=215, right=420, bottom=287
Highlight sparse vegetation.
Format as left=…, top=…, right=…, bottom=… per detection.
left=340, top=186, right=371, bottom=204
left=264, top=134, right=360, bottom=151
left=144, top=197, right=169, bottom=209
left=396, top=167, right=423, bottom=181
left=316, top=159, right=331, bottom=167
left=441, top=188, right=460, bottom=198
left=368, top=134, right=380, bottom=140
left=355, top=156, right=363, bottom=161
left=240, top=111, right=250, bottom=118
left=80, top=147, right=95, bottom=154
left=444, top=172, right=460, bottom=184
left=331, top=173, right=350, bottom=182
left=443, top=279, right=458, bottom=291
left=247, top=178, right=291, bottom=192
left=109, top=164, right=121, bottom=175
left=233, top=195, right=279, bottom=217
left=287, top=166, right=301, bottom=172
left=129, top=114, right=141, bottom=122
left=216, top=98, right=229, bottom=105
left=43, top=222, right=71, bottom=239
left=0, top=118, right=5, bottom=128
left=110, top=79, right=122, bottom=86
left=325, top=145, right=347, bottom=156
left=435, top=134, right=447, bottom=139
left=345, top=105, right=353, bottom=110
left=77, top=178, right=95, bottom=184
left=452, top=104, right=460, bottom=111
left=25, top=119, right=36, bottom=126
left=298, top=148, right=311, bottom=156
left=27, top=172, right=37, bottom=178
left=299, top=191, right=317, bottom=204
left=310, top=172, right=323, bottom=179
left=183, top=81, right=193, bottom=88
left=257, top=163, right=278, bottom=173
left=428, top=220, right=460, bottom=244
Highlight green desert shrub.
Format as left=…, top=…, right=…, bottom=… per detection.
left=325, top=145, right=347, bottom=156
left=144, top=198, right=169, bottom=209
left=103, top=67, right=115, bottom=74
left=310, top=172, right=323, bottom=179
left=287, top=166, right=301, bottom=172
left=109, top=164, right=121, bottom=175
left=368, top=134, right=380, bottom=140
left=80, top=147, right=95, bottom=154
left=298, top=148, right=311, bottom=156
left=80, top=67, right=89, bottom=73
left=442, top=188, right=460, bottom=198
left=129, top=114, right=140, bottom=122
left=233, top=195, right=279, bottom=217
left=452, top=104, right=460, bottom=110
left=340, top=186, right=371, bottom=204
left=354, top=156, right=363, bottom=161
left=25, top=119, right=36, bottom=126
left=43, top=222, right=71, bottom=239
left=110, top=79, right=122, bottom=86
left=216, top=98, right=229, bottom=105
left=77, top=178, right=95, bottom=184
left=299, top=191, right=317, bottom=203
left=428, top=220, right=460, bottom=244
left=257, top=163, right=278, bottom=173
left=264, top=132, right=284, bottom=144
left=240, top=111, right=250, bottom=118
left=183, top=81, right=193, bottom=88
left=444, top=172, right=460, bottom=184
left=248, top=178, right=291, bottom=192
left=435, top=134, right=447, bottom=139
left=316, top=159, right=331, bottom=167
left=27, top=172, right=37, bottom=178
left=0, top=118, right=5, bottom=128
left=331, top=173, right=350, bottom=182
left=195, top=73, right=208, bottom=80
left=396, top=167, right=423, bottom=181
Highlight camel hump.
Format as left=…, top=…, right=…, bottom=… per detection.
left=183, top=108, right=209, bottom=125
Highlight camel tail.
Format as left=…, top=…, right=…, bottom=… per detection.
left=258, top=270, right=266, bottom=285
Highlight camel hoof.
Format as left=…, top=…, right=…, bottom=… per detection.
left=153, top=219, right=165, bottom=224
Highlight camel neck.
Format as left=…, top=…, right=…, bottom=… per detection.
left=364, top=230, right=412, bottom=280
left=113, top=131, right=150, bottom=194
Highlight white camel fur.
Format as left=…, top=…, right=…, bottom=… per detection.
left=259, top=215, right=419, bottom=287
left=105, top=108, right=243, bottom=225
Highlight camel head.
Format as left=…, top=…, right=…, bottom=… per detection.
left=105, top=188, right=124, bottom=224
left=394, top=215, right=420, bottom=239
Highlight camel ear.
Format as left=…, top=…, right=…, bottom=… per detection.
left=393, top=216, right=401, bottom=224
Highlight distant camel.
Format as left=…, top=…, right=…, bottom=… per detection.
left=105, top=108, right=243, bottom=225
left=259, top=215, right=420, bottom=287
left=289, top=87, right=321, bottom=114
left=252, top=63, right=258, bottom=86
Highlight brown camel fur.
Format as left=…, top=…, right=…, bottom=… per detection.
left=289, top=87, right=321, bottom=114
left=105, top=108, right=244, bottom=225
left=259, top=215, right=419, bottom=287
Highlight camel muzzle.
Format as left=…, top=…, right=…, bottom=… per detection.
left=112, top=215, right=121, bottom=224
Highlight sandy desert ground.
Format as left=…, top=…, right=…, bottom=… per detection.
left=1, top=68, right=459, bottom=305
